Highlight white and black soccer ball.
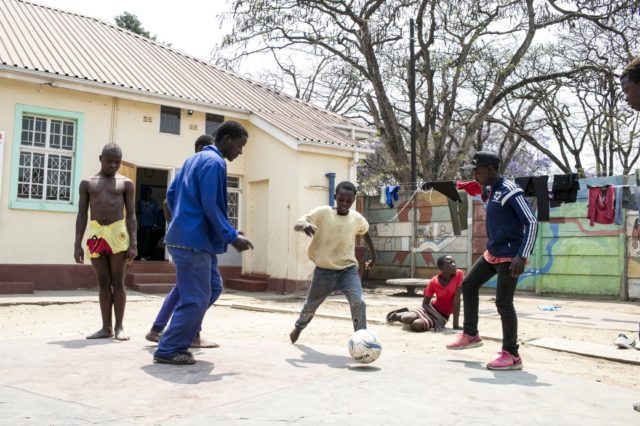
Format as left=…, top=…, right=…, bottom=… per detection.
left=348, top=329, right=382, bottom=364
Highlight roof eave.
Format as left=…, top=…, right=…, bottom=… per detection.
left=0, top=66, right=251, bottom=118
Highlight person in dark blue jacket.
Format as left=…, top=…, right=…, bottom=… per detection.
left=153, top=121, right=253, bottom=365
left=447, top=151, right=537, bottom=371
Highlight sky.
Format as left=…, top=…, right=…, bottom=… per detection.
left=31, top=0, right=232, bottom=62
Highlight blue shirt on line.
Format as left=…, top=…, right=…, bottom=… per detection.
left=164, top=145, right=238, bottom=254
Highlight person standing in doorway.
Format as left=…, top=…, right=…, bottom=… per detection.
left=136, top=187, right=160, bottom=260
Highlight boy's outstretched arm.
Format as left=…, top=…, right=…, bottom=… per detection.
left=362, top=231, right=377, bottom=269
left=294, top=221, right=317, bottom=237
left=74, top=180, right=89, bottom=264
left=452, top=287, right=462, bottom=330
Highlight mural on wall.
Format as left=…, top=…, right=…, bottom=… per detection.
left=366, top=176, right=635, bottom=298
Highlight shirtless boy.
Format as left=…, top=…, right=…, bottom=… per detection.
left=74, top=144, right=137, bottom=341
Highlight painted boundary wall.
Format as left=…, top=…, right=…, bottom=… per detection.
left=364, top=175, right=638, bottom=299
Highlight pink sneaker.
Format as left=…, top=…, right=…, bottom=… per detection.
left=446, top=332, right=483, bottom=350
left=487, top=351, right=523, bottom=371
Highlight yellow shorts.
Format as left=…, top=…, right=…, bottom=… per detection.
left=87, top=219, right=130, bottom=258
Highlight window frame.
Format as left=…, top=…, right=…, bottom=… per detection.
left=227, top=175, right=241, bottom=229
left=9, top=104, right=84, bottom=212
left=160, top=106, right=181, bottom=135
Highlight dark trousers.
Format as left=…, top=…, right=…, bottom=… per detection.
left=138, top=226, right=153, bottom=258
left=447, top=191, right=468, bottom=235
left=463, top=256, right=519, bottom=356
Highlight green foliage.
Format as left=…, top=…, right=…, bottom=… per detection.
left=114, top=11, right=156, bottom=40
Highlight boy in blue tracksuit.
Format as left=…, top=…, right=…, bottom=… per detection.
left=447, top=151, right=537, bottom=371
left=153, top=121, right=253, bottom=365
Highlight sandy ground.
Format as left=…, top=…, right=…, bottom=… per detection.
left=0, top=287, right=638, bottom=395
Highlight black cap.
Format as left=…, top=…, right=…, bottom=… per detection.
left=461, top=151, right=500, bottom=170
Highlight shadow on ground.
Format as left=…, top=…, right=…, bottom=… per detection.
left=286, top=344, right=356, bottom=369
left=48, top=339, right=119, bottom=349
left=448, top=359, right=551, bottom=387
left=141, top=360, right=240, bottom=384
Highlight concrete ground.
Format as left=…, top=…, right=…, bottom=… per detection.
left=0, top=288, right=639, bottom=425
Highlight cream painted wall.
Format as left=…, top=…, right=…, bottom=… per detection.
left=241, top=123, right=298, bottom=280
left=112, top=100, right=245, bottom=175
left=0, top=80, right=113, bottom=264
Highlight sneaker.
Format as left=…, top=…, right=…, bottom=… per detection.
left=446, top=332, right=483, bottom=350
left=153, top=353, right=196, bottom=365
left=487, top=351, right=523, bottom=371
left=145, top=329, right=162, bottom=343
left=615, top=333, right=636, bottom=349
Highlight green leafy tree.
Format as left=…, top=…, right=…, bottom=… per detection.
left=114, top=11, right=156, bottom=40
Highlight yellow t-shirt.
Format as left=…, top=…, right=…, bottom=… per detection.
left=300, top=206, right=369, bottom=270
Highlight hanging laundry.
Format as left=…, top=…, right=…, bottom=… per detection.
left=620, top=185, right=636, bottom=210
left=448, top=191, right=468, bottom=236
left=614, top=186, right=630, bottom=225
left=587, top=185, right=615, bottom=226
left=422, top=181, right=461, bottom=202
left=550, top=173, right=580, bottom=207
left=385, top=185, right=400, bottom=208
left=456, top=180, right=482, bottom=196
left=379, top=186, right=386, bottom=204
left=514, top=176, right=550, bottom=221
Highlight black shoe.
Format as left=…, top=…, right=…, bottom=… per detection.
left=153, top=353, right=195, bottom=365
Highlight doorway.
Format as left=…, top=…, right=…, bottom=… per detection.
left=135, top=167, right=169, bottom=261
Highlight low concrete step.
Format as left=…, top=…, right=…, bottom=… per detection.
left=0, top=282, right=35, bottom=294
left=225, top=278, right=268, bottom=292
left=129, top=283, right=175, bottom=294
left=129, top=261, right=175, bottom=274
left=129, top=273, right=176, bottom=284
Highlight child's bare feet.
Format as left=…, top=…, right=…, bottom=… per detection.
left=289, top=327, right=302, bottom=344
left=191, top=336, right=219, bottom=348
left=86, top=328, right=114, bottom=339
left=114, top=327, right=130, bottom=341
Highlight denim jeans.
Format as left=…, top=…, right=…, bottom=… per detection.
left=462, top=256, right=520, bottom=356
left=151, top=255, right=223, bottom=332
left=295, top=265, right=366, bottom=331
left=154, top=247, right=220, bottom=358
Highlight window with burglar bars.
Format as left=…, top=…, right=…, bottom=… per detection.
left=227, top=175, right=240, bottom=228
left=17, top=114, right=76, bottom=202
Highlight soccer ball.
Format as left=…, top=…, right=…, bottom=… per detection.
left=348, top=329, right=382, bottom=364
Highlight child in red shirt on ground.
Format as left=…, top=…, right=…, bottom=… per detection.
left=386, top=255, right=463, bottom=332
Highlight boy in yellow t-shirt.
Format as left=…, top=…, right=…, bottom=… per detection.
left=289, top=181, right=377, bottom=344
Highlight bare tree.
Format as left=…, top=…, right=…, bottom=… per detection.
left=217, top=0, right=638, bottom=182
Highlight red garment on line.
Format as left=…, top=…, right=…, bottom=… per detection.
left=587, top=185, right=615, bottom=226
left=456, top=180, right=482, bottom=196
